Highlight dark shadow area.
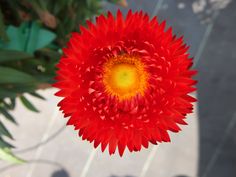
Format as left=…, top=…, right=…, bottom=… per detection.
left=110, top=175, right=136, bottom=177
left=196, top=0, right=236, bottom=177
left=51, top=169, right=70, bottom=177
left=175, top=175, right=189, bottom=177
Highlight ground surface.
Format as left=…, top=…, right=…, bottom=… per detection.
left=0, top=0, right=235, bottom=177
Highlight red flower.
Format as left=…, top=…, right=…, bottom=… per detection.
left=54, top=10, right=197, bottom=156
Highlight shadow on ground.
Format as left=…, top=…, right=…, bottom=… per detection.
left=109, top=175, right=136, bottom=177
left=51, top=169, right=70, bottom=177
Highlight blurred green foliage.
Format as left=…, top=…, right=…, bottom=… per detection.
left=0, top=0, right=124, bottom=163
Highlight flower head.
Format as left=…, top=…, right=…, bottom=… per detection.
left=54, top=10, right=197, bottom=156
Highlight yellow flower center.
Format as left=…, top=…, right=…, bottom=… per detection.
left=103, top=55, right=148, bottom=100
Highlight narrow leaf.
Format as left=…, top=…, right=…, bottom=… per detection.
left=3, top=99, right=16, bottom=110
left=4, top=83, right=36, bottom=95
left=0, top=121, right=13, bottom=139
left=0, top=66, right=36, bottom=84
left=0, top=148, right=25, bottom=164
left=29, top=92, right=46, bottom=100
left=26, top=22, right=40, bottom=53
left=0, top=137, right=14, bottom=148
left=0, top=108, right=17, bottom=124
left=0, top=9, right=8, bottom=41
left=20, top=96, right=39, bottom=113
left=0, top=89, right=17, bottom=99
left=0, top=49, right=33, bottom=63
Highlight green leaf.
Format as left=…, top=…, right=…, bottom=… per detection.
left=25, top=22, right=40, bottom=53
left=0, top=24, right=27, bottom=51
left=0, top=121, right=13, bottom=139
left=0, top=49, right=33, bottom=63
left=107, top=0, right=119, bottom=3
left=20, top=96, right=39, bottom=113
left=0, top=66, right=36, bottom=84
left=0, top=148, right=25, bottom=164
left=51, top=0, right=68, bottom=14
left=37, top=48, right=61, bottom=60
left=2, top=99, right=16, bottom=110
left=10, top=98, right=16, bottom=109
left=0, top=108, right=17, bottom=124
left=29, top=92, right=45, bottom=100
left=0, top=22, right=56, bottom=54
left=0, top=137, right=14, bottom=148
left=0, top=9, right=8, bottom=41
left=0, top=89, right=17, bottom=99
left=0, top=83, right=37, bottom=99
left=86, top=0, right=93, bottom=7
left=35, top=28, right=56, bottom=51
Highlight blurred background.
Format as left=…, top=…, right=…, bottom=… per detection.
left=0, top=0, right=235, bottom=177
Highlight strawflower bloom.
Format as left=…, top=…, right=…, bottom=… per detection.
left=54, top=10, right=197, bottom=156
